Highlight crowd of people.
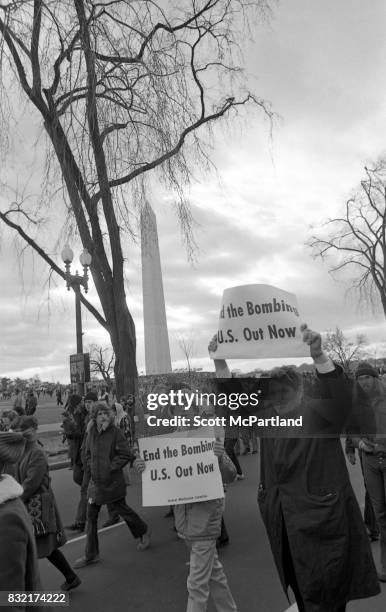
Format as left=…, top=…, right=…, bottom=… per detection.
left=1, top=326, right=386, bottom=611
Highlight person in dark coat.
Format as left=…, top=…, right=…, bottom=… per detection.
left=25, top=390, right=38, bottom=416
left=14, top=417, right=81, bottom=592
left=0, top=431, right=44, bottom=612
left=73, top=403, right=151, bottom=568
left=350, top=362, right=386, bottom=582
left=65, top=392, right=119, bottom=532
left=61, top=394, right=86, bottom=478
left=345, top=435, right=379, bottom=541
left=65, top=391, right=97, bottom=531
left=209, top=324, right=380, bottom=612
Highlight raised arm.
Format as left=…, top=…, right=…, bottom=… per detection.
left=208, top=334, right=232, bottom=378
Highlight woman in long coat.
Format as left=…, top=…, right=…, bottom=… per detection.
left=210, top=325, right=380, bottom=612
left=0, top=431, right=44, bottom=611
left=15, top=417, right=81, bottom=592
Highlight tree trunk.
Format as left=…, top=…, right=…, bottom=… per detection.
left=106, top=278, right=137, bottom=397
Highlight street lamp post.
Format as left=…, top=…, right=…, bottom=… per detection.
left=61, top=244, right=92, bottom=396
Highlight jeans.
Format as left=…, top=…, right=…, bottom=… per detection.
left=362, top=453, right=386, bottom=571
left=85, top=498, right=147, bottom=560
left=75, top=472, right=89, bottom=525
left=186, top=540, right=237, bottom=612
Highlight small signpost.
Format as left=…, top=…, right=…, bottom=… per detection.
left=70, top=353, right=90, bottom=394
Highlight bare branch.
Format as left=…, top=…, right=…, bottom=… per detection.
left=0, top=208, right=108, bottom=330
left=308, top=161, right=386, bottom=317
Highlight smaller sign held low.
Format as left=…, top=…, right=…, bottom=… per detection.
left=138, top=428, right=224, bottom=507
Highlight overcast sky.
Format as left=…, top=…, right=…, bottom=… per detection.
left=1, top=0, right=386, bottom=382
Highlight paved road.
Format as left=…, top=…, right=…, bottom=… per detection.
left=39, top=452, right=385, bottom=612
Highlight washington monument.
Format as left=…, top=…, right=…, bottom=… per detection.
left=140, top=202, right=172, bottom=374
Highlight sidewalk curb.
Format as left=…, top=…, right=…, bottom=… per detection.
left=49, top=459, right=71, bottom=471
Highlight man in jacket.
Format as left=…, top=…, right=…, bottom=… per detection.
left=74, top=403, right=151, bottom=568
left=209, top=324, right=380, bottom=612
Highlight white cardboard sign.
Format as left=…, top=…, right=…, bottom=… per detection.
left=138, top=428, right=224, bottom=507
left=210, top=284, right=309, bottom=359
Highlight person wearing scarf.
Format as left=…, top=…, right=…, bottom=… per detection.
left=13, top=416, right=81, bottom=592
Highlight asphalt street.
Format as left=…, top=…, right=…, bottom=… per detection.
left=38, top=452, right=386, bottom=612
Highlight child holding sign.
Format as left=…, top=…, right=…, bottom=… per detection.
left=135, top=438, right=238, bottom=612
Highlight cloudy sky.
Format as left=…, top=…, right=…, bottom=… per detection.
left=1, top=0, right=386, bottom=382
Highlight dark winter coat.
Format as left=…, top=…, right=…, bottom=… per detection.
left=258, top=368, right=380, bottom=611
left=25, top=395, right=37, bottom=416
left=85, top=422, right=135, bottom=505
left=62, top=407, right=87, bottom=484
left=15, top=439, right=66, bottom=558
left=0, top=474, right=44, bottom=612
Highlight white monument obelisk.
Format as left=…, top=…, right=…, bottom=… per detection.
left=141, top=202, right=172, bottom=374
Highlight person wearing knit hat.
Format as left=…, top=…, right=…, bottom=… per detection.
left=65, top=391, right=120, bottom=532
left=84, top=391, right=98, bottom=403
left=12, top=418, right=81, bottom=592
left=356, top=361, right=379, bottom=380
left=354, top=360, right=386, bottom=582
left=0, top=430, right=25, bottom=464
left=0, top=431, right=42, bottom=596
left=73, top=402, right=151, bottom=568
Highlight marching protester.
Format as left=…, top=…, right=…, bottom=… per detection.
left=13, top=388, right=24, bottom=413
left=224, top=418, right=245, bottom=480
left=73, top=403, right=151, bottom=568
left=25, top=389, right=38, bottom=416
left=345, top=435, right=379, bottom=541
left=124, top=393, right=136, bottom=438
left=12, top=416, right=81, bottom=592
left=65, top=391, right=119, bottom=532
left=0, top=431, right=43, bottom=597
left=99, top=386, right=110, bottom=405
left=351, top=361, right=386, bottom=582
left=0, top=410, right=17, bottom=432
left=61, top=394, right=87, bottom=479
left=112, top=400, right=131, bottom=439
left=135, top=426, right=238, bottom=611
left=209, top=324, right=380, bottom=611
left=112, top=401, right=132, bottom=486
left=56, top=387, right=63, bottom=407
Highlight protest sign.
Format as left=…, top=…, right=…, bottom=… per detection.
left=138, top=427, right=224, bottom=507
left=210, top=284, right=309, bottom=359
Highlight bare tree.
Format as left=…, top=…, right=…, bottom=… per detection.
left=309, top=162, right=386, bottom=316
left=89, top=344, right=115, bottom=388
left=323, top=327, right=367, bottom=374
left=176, top=332, right=195, bottom=377
left=0, top=1, right=273, bottom=394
